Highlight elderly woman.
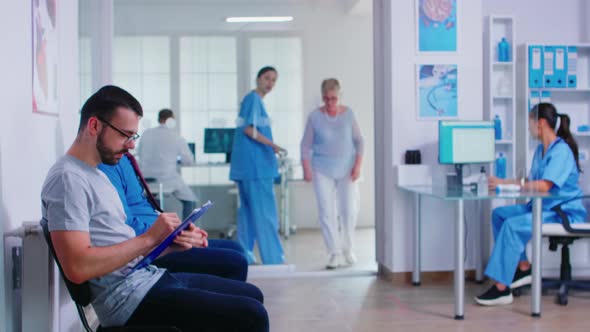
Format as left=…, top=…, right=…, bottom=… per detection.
left=301, top=78, right=364, bottom=269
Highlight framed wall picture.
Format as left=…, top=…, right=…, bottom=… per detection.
left=416, top=64, right=458, bottom=119
left=417, top=0, right=457, bottom=53
left=32, top=0, right=58, bottom=115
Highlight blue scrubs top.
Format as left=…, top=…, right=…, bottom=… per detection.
left=528, top=137, right=586, bottom=221
left=98, top=155, right=158, bottom=235
left=229, top=91, right=279, bottom=181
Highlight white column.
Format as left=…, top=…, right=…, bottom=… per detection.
left=373, top=0, right=395, bottom=270
left=89, top=0, right=114, bottom=90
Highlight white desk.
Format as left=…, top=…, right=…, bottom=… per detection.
left=398, top=184, right=571, bottom=320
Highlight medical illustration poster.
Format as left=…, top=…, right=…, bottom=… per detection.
left=32, top=0, right=58, bottom=115
left=417, top=0, right=457, bottom=53
left=417, top=64, right=458, bottom=119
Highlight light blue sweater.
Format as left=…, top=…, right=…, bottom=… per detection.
left=300, top=107, right=364, bottom=179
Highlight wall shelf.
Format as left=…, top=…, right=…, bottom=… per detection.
left=493, top=61, right=513, bottom=66
left=522, top=42, right=590, bottom=194
left=486, top=15, right=515, bottom=179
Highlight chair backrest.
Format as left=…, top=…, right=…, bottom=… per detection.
left=552, top=195, right=590, bottom=234
left=40, top=218, right=95, bottom=332
left=41, top=219, right=183, bottom=332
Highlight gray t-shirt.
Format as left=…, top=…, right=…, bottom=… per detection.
left=41, top=155, right=165, bottom=327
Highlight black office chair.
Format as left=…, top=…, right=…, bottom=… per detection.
left=40, top=218, right=181, bottom=332
left=541, top=196, right=590, bottom=305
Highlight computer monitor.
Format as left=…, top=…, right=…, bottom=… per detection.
left=187, top=142, right=196, bottom=162
left=203, top=128, right=235, bottom=163
left=439, top=120, right=495, bottom=186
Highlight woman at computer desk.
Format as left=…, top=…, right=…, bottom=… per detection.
left=475, top=102, right=587, bottom=306
left=300, top=78, right=364, bottom=269
left=229, top=66, right=286, bottom=265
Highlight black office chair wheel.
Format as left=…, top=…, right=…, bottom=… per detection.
left=512, top=288, right=523, bottom=297
left=557, top=293, right=568, bottom=306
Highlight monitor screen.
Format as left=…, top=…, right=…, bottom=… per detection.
left=439, top=121, right=495, bottom=164
left=187, top=142, right=196, bottom=162
left=187, top=142, right=196, bottom=155
left=203, top=128, right=235, bottom=154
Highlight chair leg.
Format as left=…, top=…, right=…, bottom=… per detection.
left=557, top=283, right=569, bottom=306
left=556, top=244, right=572, bottom=306
left=560, top=244, right=572, bottom=281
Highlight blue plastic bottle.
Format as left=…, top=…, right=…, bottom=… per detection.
left=498, top=38, right=510, bottom=62
left=495, top=153, right=507, bottom=179
left=494, top=115, right=502, bottom=140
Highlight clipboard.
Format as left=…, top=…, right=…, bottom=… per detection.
left=131, top=201, right=214, bottom=272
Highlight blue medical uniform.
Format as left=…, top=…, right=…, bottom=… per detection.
left=230, top=91, right=285, bottom=265
left=98, top=155, right=249, bottom=281
left=485, top=138, right=586, bottom=286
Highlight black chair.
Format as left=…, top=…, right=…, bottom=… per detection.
left=542, top=196, right=590, bottom=305
left=40, top=218, right=181, bottom=332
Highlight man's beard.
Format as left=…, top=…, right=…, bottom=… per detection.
left=96, top=132, right=127, bottom=165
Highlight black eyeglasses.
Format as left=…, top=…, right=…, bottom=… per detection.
left=97, top=117, right=140, bottom=143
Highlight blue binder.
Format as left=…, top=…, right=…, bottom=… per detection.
left=567, top=46, right=578, bottom=88
left=131, top=201, right=214, bottom=273
left=543, top=46, right=556, bottom=87
left=528, top=45, right=543, bottom=88
left=553, top=46, right=567, bottom=87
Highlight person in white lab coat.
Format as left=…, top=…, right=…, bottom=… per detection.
left=136, top=109, right=197, bottom=218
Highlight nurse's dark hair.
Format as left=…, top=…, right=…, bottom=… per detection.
left=256, top=66, right=277, bottom=79
left=78, top=85, right=143, bottom=133
left=530, top=102, right=580, bottom=171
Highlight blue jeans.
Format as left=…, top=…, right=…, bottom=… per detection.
left=126, top=272, right=268, bottom=332
left=153, top=239, right=248, bottom=281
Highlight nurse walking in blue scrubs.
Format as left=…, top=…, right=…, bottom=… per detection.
left=475, top=103, right=587, bottom=306
left=230, top=66, right=286, bottom=265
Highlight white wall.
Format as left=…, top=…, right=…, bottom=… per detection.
left=103, top=0, right=375, bottom=228
left=483, top=0, right=588, bottom=44
left=376, top=0, right=590, bottom=274
left=376, top=0, right=484, bottom=272
left=0, top=1, right=80, bottom=331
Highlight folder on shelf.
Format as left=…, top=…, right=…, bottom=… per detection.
left=528, top=45, right=543, bottom=88
left=543, top=46, right=556, bottom=87
left=554, top=45, right=567, bottom=87
left=567, top=46, right=578, bottom=88
left=528, top=90, right=540, bottom=111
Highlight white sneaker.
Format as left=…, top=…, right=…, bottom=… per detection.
left=326, top=254, right=340, bottom=269
left=343, top=252, right=357, bottom=266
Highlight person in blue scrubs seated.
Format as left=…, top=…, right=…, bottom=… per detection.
left=475, top=102, right=587, bottom=306
left=230, top=66, right=286, bottom=265
left=99, top=153, right=249, bottom=281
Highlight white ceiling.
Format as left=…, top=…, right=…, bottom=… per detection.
left=114, top=0, right=371, bottom=15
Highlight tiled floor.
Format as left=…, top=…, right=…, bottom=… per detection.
left=253, top=227, right=377, bottom=272
left=250, top=274, right=590, bottom=332
left=248, top=228, right=590, bottom=331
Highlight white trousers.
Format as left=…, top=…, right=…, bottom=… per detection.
left=312, top=170, right=359, bottom=255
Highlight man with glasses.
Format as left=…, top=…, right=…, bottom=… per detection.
left=41, top=85, right=268, bottom=330
left=136, top=108, right=197, bottom=219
